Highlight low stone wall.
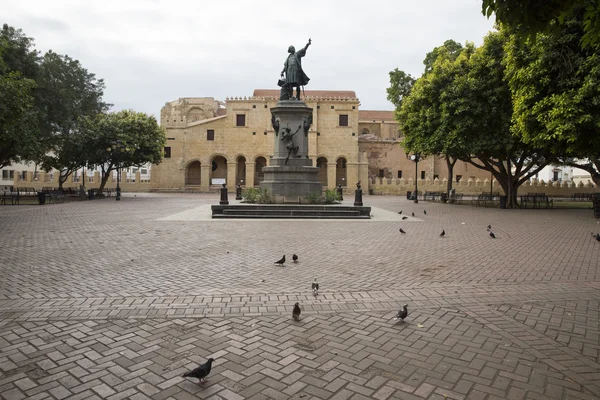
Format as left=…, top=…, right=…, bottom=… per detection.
left=13, top=171, right=151, bottom=193
left=369, top=177, right=597, bottom=197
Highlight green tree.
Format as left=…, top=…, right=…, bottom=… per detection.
left=0, top=25, right=43, bottom=167
left=386, top=68, right=415, bottom=109
left=0, top=51, right=37, bottom=167
left=505, top=5, right=600, bottom=185
left=423, top=39, right=463, bottom=73
left=80, top=110, right=166, bottom=192
left=452, top=31, right=554, bottom=207
left=398, top=44, right=475, bottom=197
left=398, top=32, right=554, bottom=208
left=37, top=51, right=109, bottom=188
left=482, top=0, right=600, bottom=48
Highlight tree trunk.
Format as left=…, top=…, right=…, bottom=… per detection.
left=58, top=171, right=70, bottom=190
left=445, top=157, right=457, bottom=198
left=97, top=171, right=111, bottom=192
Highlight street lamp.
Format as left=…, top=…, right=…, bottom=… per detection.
left=106, top=140, right=126, bottom=201
left=410, top=154, right=421, bottom=203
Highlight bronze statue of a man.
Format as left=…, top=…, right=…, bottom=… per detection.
left=280, top=38, right=311, bottom=100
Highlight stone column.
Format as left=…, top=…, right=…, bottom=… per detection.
left=227, top=162, right=237, bottom=190
left=347, top=163, right=359, bottom=193
left=201, top=165, right=211, bottom=192
left=327, top=164, right=336, bottom=190
left=246, top=163, right=255, bottom=187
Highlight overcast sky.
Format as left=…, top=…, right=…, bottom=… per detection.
left=4, top=0, right=495, bottom=117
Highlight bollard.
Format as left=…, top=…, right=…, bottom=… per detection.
left=336, top=184, right=343, bottom=201
left=353, top=181, right=363, bottom=207
left=235, top=183, right=242, bottom=200
left=220, top=183, right=229, bottom=205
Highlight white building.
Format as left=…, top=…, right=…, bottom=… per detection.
left=535, top=164, right=591, bottom=184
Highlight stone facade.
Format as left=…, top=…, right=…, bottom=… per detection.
left=152, top=90, right=369, bottom=192
left=150, top=90, right=508, bottom=193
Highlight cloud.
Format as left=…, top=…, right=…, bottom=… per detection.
left=2, top=0, right=495, bottom=117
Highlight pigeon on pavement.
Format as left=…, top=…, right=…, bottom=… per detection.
left=439, top=229, right=445, bottom=238
left=274, top=255, right=285, bottom=266
left=424, top=210, right=427, bottom=215
left=399, top=228, right=406, bottom=234
left=402, top=216, right=408, bottom=220
left=412, top=212, right=415, bottom=217
left=489, top=231, right=496, bottom=239
left=292, top=254, right=298, bottom=263
left=312, top=279, right=319, bottom=296
left=182, top=358, right=214, bottom=384
left=398, top=211, right=403, bottom=215
left=394, top=305, right=408, bottom=322
left=487, top=225, right=492, bottom=231
left=292, top=303, right=301, bottom=321
left=595, top=233, right=600, bottom=242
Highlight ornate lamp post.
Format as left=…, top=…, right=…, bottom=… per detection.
left=106, top=140, right=126, bottom=201
left=410, top=154, right=421, bottom=204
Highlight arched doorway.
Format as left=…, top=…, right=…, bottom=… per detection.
left=336, top=157, right=347, bottom=186
left=317, top=157, right=328, bottom=187
left=236, top=156, right=246, bottom=185
left=254, top=156, right=267, bottom=186
left=210, top=156, right=227, bottom=184
left=185, top=161, right=201, bottom=186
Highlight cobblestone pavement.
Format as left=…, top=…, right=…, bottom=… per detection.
left=0, top=193, right=599, bottom=399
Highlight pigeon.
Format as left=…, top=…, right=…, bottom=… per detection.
left=402, top=216, right=408, bottom=220
left=182, top=358, right=214, bottom=384
left=411, top=212, right=415, bottom=217
left=394, top=304, right=408, bottom=322
left=595, top=233, right=600, bottom=242
left=489, top=231, right=496, bottom=239
left=292, top=254, right=298, bottom=263
left=312, top=279, right=319, bottom=296
left=292, top=303, right=301, bottom=321
left=398, top=211, right=402, bottom=215
left=439, top=229, right=445, bottom=238
left=399, top=228, right=406, bottom=234
left=274, top=255, right=285, bottom=266
left=487, top=225, right=492, bottom=231
left=424, top=210, right=427, bottom=215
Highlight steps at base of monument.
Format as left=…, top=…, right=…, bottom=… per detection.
left=211, top=204, right=371, bottom=219
left=213, top=214, right=370, bottom=219
left=222, top=209, right=361, bottom=216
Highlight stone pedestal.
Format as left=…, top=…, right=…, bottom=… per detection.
left=260, top=100, right=321, bottom=200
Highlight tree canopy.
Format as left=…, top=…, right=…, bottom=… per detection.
left=0, top=25, right=40, bottom=167
left=482, top=0, right=600, bottom=48
left=504, top=4, right=600, bottom=184
left=395, top=32, right=554, bottom=207
left=80, top=110, right=166, bottom=191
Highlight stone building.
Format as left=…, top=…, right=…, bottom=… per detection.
left=150, top=89, right=490, bottom=192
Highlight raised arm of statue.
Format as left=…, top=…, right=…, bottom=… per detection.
left=305, top=38, right=311, bottom=51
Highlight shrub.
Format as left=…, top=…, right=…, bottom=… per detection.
left=241, top=188, right=260, bottom=203
left=324, top=189, right=341, bottom=204
left=256, top=188, right=275, bottom=204
left=305, top=191, right=323, bottom=204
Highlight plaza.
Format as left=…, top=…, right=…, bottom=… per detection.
left=1, top=194, right=599, bottom=399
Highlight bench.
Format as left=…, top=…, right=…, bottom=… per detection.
left=1, top=191, right=19, bottom=205
left=449, top=193, right=464, bottom=204
left=473, top=192, right=500, bottom=207
left=571, top=193, right=592, bottom=201
left=521, top=193, right=553, bottom=209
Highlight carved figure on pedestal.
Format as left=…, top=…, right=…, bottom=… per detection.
left=279, top=38, right=311, bottom=101
left=303, top=113, right=313, bottom=136
left=271, top=114, right=280, bottom=136
left=281, top=124, right=302, bottom=165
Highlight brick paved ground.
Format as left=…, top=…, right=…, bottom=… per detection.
left=0, top=193, right=599, bottom=399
